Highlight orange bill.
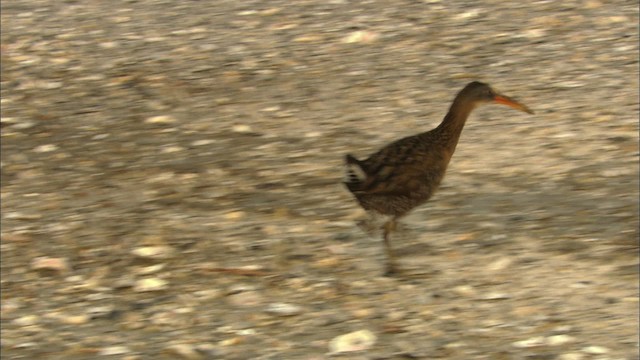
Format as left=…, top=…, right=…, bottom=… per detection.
left=494, top=95, right=534, bottom=114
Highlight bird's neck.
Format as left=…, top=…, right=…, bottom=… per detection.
left=433, top=98, right=476, bottom=149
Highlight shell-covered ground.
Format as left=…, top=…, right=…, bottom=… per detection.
left=1, top=1, right=638, bottom=359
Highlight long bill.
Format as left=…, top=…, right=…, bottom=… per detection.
left=494, top=95, right=534, bottom=114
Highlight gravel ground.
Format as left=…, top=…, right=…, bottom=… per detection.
left=1, top=0, right=639, bottom=359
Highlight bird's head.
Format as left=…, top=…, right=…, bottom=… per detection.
left=462, top=81, right=534, bottom=114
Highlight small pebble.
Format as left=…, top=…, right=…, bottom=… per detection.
left=219, top=336, right=245, bottom=346
left=131, top=246, right=174, bottom=260
left=165, top=343, right=203, bottom=360
left=134, top=264, right=166, bottom=275
left=113, top=276, right=136, bottom=289
left=193, top=289, right=222, bottom=300
left=5, top=212, right=41, bottom=220
left=479, top=292, right=511, bottom=300
left=293, top=34, right=323, bottom=42
left=261, top=106, right=280, bottom=112
left=313, top=257, right=341, bottom=268
left=487, top=257, right=513, bottom=271
left=581, top=346, right=610, bottom=354
left=226, top=291, right=264, bottom=307
left=99, top=41, right=119, bottom=49
left=112, top=16, right=131, bottom=23
left=99, top=346, right=131, bottom=356
left=546, top=334, right=575, bottom=346
left=232, top=124, right=252, bottom=133
left=61, top=314, right=90, bottom=325
left=0, top=116, right=17, bottom=124
left=455, top=9, right=481, bottom=20
left=191, top=139, right=215, bottom=146
left=265, top=303, right=303, bottom=317
left=12, top=315, right=39, bottom=326
left=329, top=330, right=377, bottom=354
left=512, top=336, right=545, bottom=348
left=558, top=353, right=584, bottom=360
left=30, top=257, right=69, bottom=273
left=134, top=277, right=168, bottom=292
left=453, top=285, right=476, bottom=297
left=214, top=97, right=231, bottom=105
left=353, top=308, right=375, bottom=319
left=226, top=284, right=257, bottom=294
left=161, top=145, right=185, bottom=153
left=570, top=281, right=593, bottom=289
left=145, top=115, right=177, bottom=124
left=87, top=306, right=116, bottom=319
left=12, top=120, right=36, bottom=129
left=33, top=144, right=58, bottom=153
left=341, top=30, right=379, bottom=44
left=13, top=342, right=37, bottom=349
left=552, top=325, right=573, bottom=334
left=195, top=343, right=223, bottom=357
left=224, top=211, right=246, bottom=220
left=40, top=81, right=63, bottom=89
left=2, top=299, right=22, bottom=315
left=121, top=313, right=145, bottom=330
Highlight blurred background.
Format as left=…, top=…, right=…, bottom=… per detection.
left=1, top=0, right=638, bottom=359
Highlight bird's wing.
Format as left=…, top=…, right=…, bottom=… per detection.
left=347, top=134, right=446, bottom=195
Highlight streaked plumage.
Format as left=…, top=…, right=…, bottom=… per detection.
left=344, top=81, right=533, bottom=275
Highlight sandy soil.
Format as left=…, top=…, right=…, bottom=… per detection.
left=1, top=1, right=638, bottom=359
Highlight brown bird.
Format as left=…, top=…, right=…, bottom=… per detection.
left=344, top=81, right=533, bottom=275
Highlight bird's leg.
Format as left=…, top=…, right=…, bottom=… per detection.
left=382, top=218, right=398, bottom=276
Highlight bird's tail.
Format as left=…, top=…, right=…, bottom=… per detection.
left=343, top=154, right=367, bottom=189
